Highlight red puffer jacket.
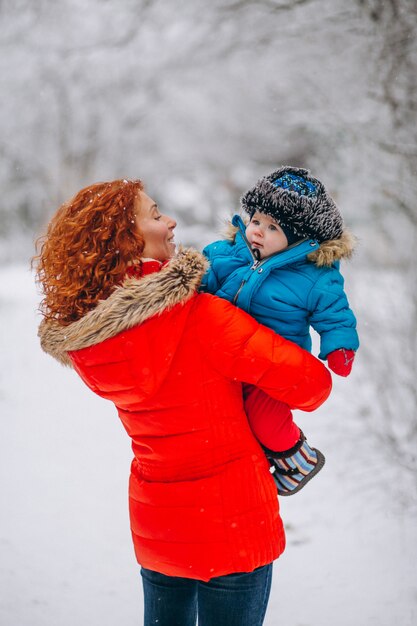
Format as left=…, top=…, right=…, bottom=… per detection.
left=38, top=249, right=331, bottom=581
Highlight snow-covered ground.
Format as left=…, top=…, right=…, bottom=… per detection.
left=1, top=264, right=416, bottom=626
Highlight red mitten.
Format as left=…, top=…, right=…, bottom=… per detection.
left=327, top=349, right=355, bottom=377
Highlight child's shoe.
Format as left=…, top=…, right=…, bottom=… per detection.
left=264, top=431, right=325, bottom=496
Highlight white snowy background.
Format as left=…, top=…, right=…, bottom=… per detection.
left=1, top=1, right=416, bottom=625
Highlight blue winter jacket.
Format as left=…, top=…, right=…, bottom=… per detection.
left=201, top=215, right=359, bottom=360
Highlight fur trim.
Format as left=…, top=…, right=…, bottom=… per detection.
left=38, top=247, right=209, bottom=367
left=307, top=229, right=357, bottom=266
left=222, top=220, right=240, bottom=242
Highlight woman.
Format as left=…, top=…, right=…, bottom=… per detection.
left=36, top=179, right=331, bottom=626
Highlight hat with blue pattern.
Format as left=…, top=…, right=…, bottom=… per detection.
left=241, top=166, right=343, bottom=243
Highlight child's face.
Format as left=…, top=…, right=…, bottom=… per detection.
left=245, top=211, right=288, bottom=259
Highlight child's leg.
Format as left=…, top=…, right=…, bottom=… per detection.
left=243, top=384, right=300, bottom=451
left=243, top=384, right=325, bottom=496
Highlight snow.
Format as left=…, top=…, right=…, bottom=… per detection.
left=1, top=263, right=416, bottom=626
left=3, top=0, right=414, bottom=267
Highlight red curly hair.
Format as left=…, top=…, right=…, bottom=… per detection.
left=35, top=179, right=145, bottom=325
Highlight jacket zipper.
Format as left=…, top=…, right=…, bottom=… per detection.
left=232, top=256, right=269, bottom=304
left=233, top=279, right=246, bottom=304
left=250, top=257, right=268, bottom=271
left=232, top=227, right=270, bottom=303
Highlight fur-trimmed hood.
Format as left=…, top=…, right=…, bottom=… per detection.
left=38, top=247, right=208, bottom=367
left=223, top=217, right=356, bottom=267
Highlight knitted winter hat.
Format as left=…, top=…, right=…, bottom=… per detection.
left=241, top=166, right=344, bottom=243
left=279, top=222, right=300, bottom=246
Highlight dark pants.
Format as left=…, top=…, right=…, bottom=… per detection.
left=140, top=563, right=273, bottom=626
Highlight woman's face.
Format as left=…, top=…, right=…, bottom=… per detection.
left=135, top=191, right=177, bottom=261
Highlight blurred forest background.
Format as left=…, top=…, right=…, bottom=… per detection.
left=1, top=1, right=416, bottom=484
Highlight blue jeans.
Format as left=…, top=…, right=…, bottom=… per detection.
left=140, top=564, right=273, bottom=626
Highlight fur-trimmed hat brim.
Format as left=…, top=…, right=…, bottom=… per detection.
left=241, top=166, right=344, bottom=243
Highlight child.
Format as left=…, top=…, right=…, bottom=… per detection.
left=201, top=166, right=359, bottom=495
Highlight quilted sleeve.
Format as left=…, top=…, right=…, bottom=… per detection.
left=307, top=267, right=359, bottom=359
left=195, top=294, right=332, bottom=412
left=200, top=242, right=222, bottom=294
